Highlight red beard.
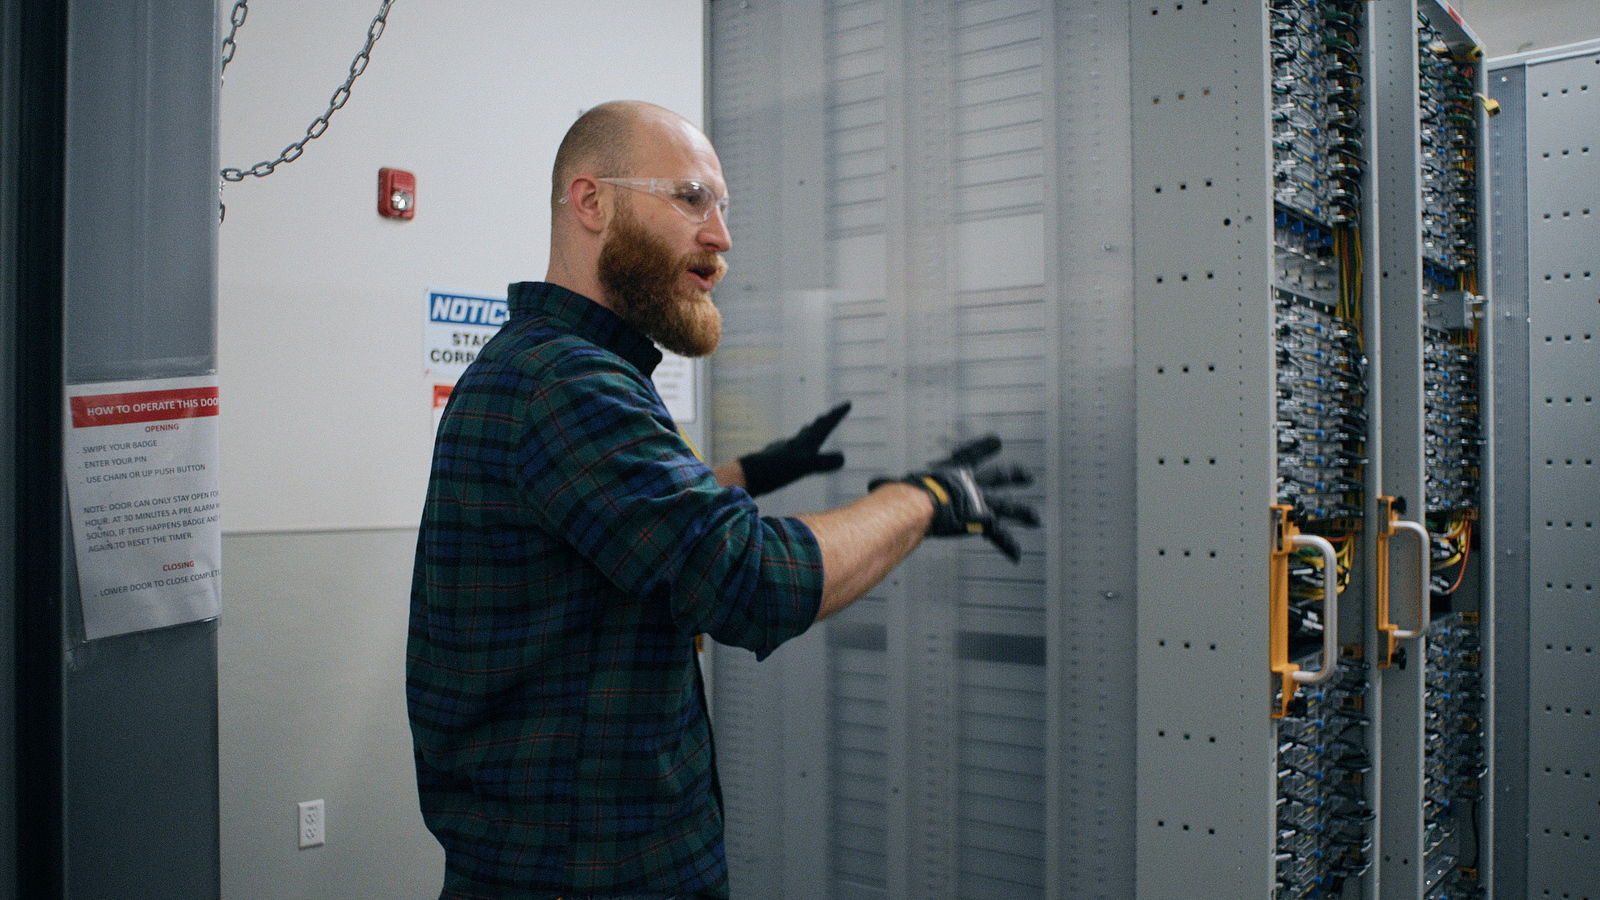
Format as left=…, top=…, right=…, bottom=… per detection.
left=597, top=202, right=725, bottom=358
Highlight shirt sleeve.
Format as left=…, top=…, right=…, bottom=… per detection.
left=512, top=342, right=823, bottom=657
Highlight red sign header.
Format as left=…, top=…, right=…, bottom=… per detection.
left=70, top=386, right=220, bottom=429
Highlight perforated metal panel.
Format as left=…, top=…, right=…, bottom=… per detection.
left=1495, top=41, right=1600, bottom=900
left=707, top=0, right=1136, bottom=898
left=1128, top=0, right=1280, bottom=895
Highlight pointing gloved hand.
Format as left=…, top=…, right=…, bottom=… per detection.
left=739, top=401, right=853, bottom=497
left=870, top=435, right=1039, bottom=563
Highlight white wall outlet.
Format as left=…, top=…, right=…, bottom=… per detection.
left=297, top=799, right=326, bottom=849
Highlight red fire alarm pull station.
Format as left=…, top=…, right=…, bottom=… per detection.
left=378, top=167, right=415, bottom=219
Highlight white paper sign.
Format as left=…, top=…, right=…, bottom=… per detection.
left=65, top=375, right=222, bottom=639
left=423, top=289, right=696, bottom=426
left=653, top=350, right=696, bottom=424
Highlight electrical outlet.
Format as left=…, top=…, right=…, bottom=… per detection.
left=297, top=799, right=325, bottom=849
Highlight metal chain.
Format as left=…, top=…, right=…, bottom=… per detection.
left=219, top=0, right=395, bottom=183
left=219, top=0, right=247, bottom=74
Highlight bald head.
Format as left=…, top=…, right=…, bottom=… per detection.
left=544, top=101, right=730, bottom=322
left=551, top=100, right=690, bottom=211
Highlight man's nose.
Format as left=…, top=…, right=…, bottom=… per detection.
left=699, top=205, right=732, bottom=253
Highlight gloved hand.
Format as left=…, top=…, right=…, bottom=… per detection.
left=869, top=435, right=1038, bottom=563
left=739, top=401, right=852, bottom=497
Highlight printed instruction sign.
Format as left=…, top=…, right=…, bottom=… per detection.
left=65, top=375, right=222, bottom=640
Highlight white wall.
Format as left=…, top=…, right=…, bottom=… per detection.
left=216, top=2, right=703, bottom=897
left=219, top=0, right=705, bottom=532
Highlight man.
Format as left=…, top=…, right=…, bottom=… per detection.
left=408, top=100, right=1033, bottom=900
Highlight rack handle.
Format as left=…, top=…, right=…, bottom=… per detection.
left=1269, top=506, right=1340, bottom=718
left=1290, top=534, right=1340, bottom=686
left=1375, top=495, right=1432, bottom=667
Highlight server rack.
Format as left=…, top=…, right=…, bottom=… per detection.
left=1370, top=5, right=1494, bottom=898
left=1133, top=0, right=1494, bottom=896
left=704, top=0, right=1494, bottom=897
left=1130, top=0, right=1380, bottom=895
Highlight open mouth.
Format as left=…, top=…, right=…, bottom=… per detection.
left=687, top=261, right=723, bottom=291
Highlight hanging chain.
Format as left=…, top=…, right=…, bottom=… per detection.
left=219, top=0, right=395, bottom=183
left=220, top=0, right=247, bottom=74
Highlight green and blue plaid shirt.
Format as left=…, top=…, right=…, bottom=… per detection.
left=408, top=282, right=824, bottom=899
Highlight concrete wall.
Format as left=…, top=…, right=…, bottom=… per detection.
left=215, top=3, right=703, bottom=897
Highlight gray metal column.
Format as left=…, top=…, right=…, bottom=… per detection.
left=59, top=2, right=221, bottom=898
left=1371, top=2, right=1432, bottom=893
left=0, top=4, right=14, bottom=894
left=4, top=1, right=68, bottom=897
left=1487, top=51, right=1530, bottom=900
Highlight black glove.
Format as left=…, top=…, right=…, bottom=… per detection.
left=739, top=401, right=852, bottom=497
left=870, top=435, right=1038, bottom=563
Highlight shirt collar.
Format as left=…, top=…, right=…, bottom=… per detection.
left=507, top=281, right=664, bottom=377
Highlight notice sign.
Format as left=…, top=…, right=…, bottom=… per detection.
left=65, top=375, right=222, bottom=640
left=425, top=289, right=508, bottom=382
left=422, top=288, right=695, bottom=424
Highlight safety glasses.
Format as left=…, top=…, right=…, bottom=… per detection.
left=595, top=177, right=729, bottom=223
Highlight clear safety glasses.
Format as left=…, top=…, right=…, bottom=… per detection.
left=595, top=177, right=729, bottom=223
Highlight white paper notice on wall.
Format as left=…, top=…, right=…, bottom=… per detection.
left=653, top=350, right=696, bottom=424
left=425, top=289, right=509, bottom=382
left=427, top=289, right=510, bottom=436
left=423, top=287, right=696, bottom=426
left=64, top=375, right=222, bottom=640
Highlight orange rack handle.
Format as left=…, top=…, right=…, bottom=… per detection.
left=1375, top=495, right=1432, bottom=668
left=1270, top=506, right=1340, bottom=719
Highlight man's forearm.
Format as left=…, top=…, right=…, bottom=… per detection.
left=798, top=482, right=933, bottom=621
left=712, top=460, right=745, bottom=489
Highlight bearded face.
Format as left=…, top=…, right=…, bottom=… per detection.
left=597, top=197, right=726, bottom=358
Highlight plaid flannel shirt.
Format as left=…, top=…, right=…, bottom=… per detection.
left=408, top=282, right=824, bottom=899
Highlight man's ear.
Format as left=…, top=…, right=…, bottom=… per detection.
left=563, top=177, right=610, bottom=234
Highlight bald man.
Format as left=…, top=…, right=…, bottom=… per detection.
left=407, top=101, right=1032, bottom=900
